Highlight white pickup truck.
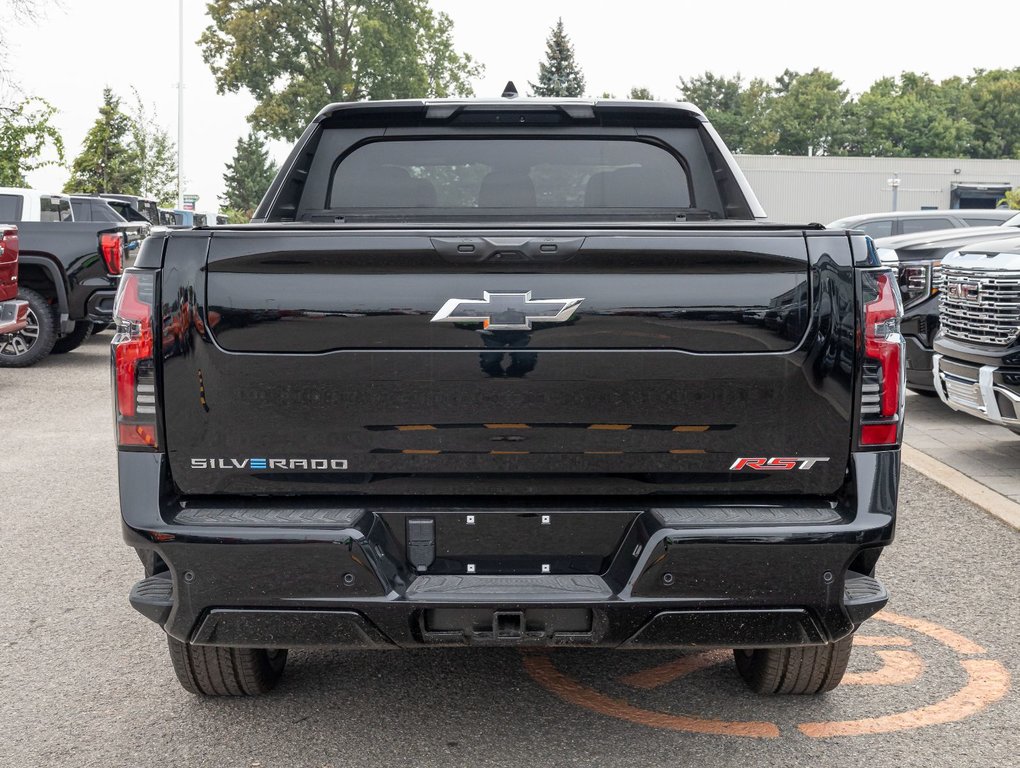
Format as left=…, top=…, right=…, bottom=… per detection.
left=0, top=187, right=74, bottom=223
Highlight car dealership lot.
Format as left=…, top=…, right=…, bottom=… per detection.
left=1, top=335, right=1017, bottom=768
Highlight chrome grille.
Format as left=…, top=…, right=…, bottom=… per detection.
left=940, top=267, right=1020, bottom=345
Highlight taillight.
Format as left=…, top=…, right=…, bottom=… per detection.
left=0, top=227, right=18, bottom=299
left=112, top=270, right=157, bottom=450
left=100, top=232, right=124, bottom=275
left=859, top=270, right=904, bottom=447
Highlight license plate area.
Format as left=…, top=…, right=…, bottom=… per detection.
left=379, top=510, right=638, bottom=575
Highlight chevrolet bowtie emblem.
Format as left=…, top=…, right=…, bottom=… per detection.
left=431, top=291, right=584, bottom=331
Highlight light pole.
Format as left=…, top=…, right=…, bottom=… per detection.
left=177, top=0, right=184, bottom=209
left=887, top=175, right=901, bottom=212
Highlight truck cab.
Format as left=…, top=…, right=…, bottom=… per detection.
left=0, top=188, right=74, bottom=223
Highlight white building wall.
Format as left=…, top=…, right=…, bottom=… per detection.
left=733, top=155, right=1020, bottom=224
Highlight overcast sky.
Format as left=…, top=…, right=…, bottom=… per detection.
left=8, top=0, right=1020, bottom=210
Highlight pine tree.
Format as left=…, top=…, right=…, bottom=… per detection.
left=65, top=88, right=140, bottom=195
left=529, top=19, right=585, bottom=98
left=221, top=131, right=277, bottom=221
left=130, top=89, right=177, bottom=206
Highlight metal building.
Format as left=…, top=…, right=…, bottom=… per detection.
left=734, top=155, right=1020, bottom=224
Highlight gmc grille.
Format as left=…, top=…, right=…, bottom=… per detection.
left=940, top=267, right=1020, bottom=346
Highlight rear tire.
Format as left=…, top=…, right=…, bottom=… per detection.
left=0, top=287, right=57, bottom=367
left=167, top=636, right=287, bottom=696
left=734, top=635, right=853, bottom=694
left=50, top=320, right=91, bottom=354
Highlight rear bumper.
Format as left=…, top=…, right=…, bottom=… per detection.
left=85, top=289, right=117, bottom=323
left=0, top=298, right=28, bottom=336
left=119, top=451, right=899, bottom=649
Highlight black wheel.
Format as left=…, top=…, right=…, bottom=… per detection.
left=734, top=635, right=853, bottom=694
left=167, top=636, right=287, bottom=696
left=907, top=387, right=938, bottom=397
left=0, top=287, right=57, bottom=367
left=50, top=320, right=92, bottom=354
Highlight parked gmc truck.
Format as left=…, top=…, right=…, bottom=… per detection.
left=115, top=97, right=903, bottom=698
left=934, top=236, right=1020, bottom=434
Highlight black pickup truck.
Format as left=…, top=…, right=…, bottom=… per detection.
left=0, top=222, right=143, bottom=366
left=115, top=97, right=903, bottom=698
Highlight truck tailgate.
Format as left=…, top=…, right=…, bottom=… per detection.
left=161, top=229, right=854, bottom=496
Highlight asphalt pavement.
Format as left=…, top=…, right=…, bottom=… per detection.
left=1, top=334, right=1018, bottom=768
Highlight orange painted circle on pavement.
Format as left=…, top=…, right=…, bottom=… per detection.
left=521, top=610, right=1011, bottom=738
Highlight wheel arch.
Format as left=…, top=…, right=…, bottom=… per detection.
left=17, top=255, right=70, bottom=329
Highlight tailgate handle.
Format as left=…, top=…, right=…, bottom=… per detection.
left=430, top=237, right=585, bottom=263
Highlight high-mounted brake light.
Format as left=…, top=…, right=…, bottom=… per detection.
left=859, top=270, right=904, bottom=447
left=100, top=232, right=125, bottom=275
left=112, top=270, right=157, bottom=449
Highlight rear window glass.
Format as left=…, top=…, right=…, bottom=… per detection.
left=0, top=194, right=22, bottom=221
left=40, top=195, right=72, bottom=222
left=858, top=219, right=893, bottom=238
left=329, top=139, right=692, bottom=209
left=138, top=200, right=159, bottom=224
left=901, top=217, right=954, bottom=234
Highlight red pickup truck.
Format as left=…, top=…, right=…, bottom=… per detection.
left=0, top=225, right=28, bottom=338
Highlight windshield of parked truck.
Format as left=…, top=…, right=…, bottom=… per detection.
left=328, top=139, right=693, bottom=210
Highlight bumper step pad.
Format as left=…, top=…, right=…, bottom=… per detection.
left=653, top=506, right=842, bottom=526
left=173, top=504, right=364, bottom=527
left=843, top=573, right=888, bottom=624
left=129, top=574, right=174, bottom=625
left=406, top=574, right=613, bottom=602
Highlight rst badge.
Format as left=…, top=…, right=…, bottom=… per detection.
left=431, top=291, right=584, bottom=331
left=730, top=457, right=830, bottom=471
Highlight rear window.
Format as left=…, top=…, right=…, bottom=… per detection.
left=901, top=217, right=954, bottom=234
left=138, top=200, right=160, bottom=225
left=40, top=195, right=73, bottom=222
left=0, top=194, right=22, bottom=221
left=858, top=219, right=894, bottom=238
left=329, top=139, right=692, bottom=210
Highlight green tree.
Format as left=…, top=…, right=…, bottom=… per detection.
left=848, top=73, right=972, bottom=157
left=200, top=0, right=482, bottom=141
left=628, top=86, right=654, bottom=100
left=677, top=72, right=775, bottom=153
left=763, top=69, right=852, bottom=155
left=65, top=88, right=140, bottom=194
left=529, top=18, right=585, bottom=97
left=221, top=130, right=277, bottom=221
left=0, top=97, right=64, bottom=186
left=130, top=90, right=177, bottom=205
left=965, top=68, right=1020, bottom=158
